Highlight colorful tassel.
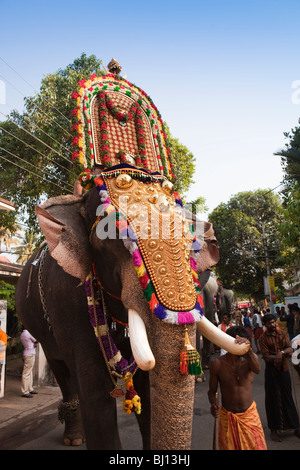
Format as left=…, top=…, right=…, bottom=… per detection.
left=122, top=373, right=142, bottom=415
left=180, top=327, right=202, bottom=376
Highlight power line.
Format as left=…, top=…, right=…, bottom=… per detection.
left=0, top=144, right=73, bottom=192
left=0, top=56, right=71, bottom=123
left=263, top=184, right=284, bottom=196
left=0, top=125, right=75, bottom=186
left=0, top=111, right=75, bottom=168
left=0, top=151, right=72, bottom=194
left=0, top=109, right=74, bottom=161
left=23, top=115, right=74, bottom=156
left=0, top=72, right=73, bottom=139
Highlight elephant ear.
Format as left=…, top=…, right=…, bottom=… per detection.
left=196, top=222, right=220, bottom=272
left=198, top=270, right=211, bottom=290
left=35, top=195, right=92, bottom=284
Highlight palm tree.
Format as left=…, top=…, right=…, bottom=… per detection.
left=0, top=224, right=21, bottom=253
left=14, top=230, right=40, bottom=264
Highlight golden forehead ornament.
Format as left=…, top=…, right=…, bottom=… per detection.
left=104, top=173, right=197, bottom=312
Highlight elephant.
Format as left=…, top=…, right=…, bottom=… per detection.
left=15, top=169, right=249, bottom=451
left=216, top=283, right=234, bottom=320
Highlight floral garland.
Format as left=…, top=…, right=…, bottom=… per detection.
left=88, top=173, right=204, bottom=325
left=98, top=91, right=148, bottom=169
left=84, top=271, right=141, bottom=415
left=70, top=73, right=176, bottom=180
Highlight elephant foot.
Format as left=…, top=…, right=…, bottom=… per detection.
left=58, top=399, right=85, bottom=447
left=63, top=435, right=85, bottom=447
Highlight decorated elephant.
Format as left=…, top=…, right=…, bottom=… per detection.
left=15, top=63, right=248, bottom=450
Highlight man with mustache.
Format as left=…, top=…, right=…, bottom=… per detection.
left=259, top=313, right=300, bottom=442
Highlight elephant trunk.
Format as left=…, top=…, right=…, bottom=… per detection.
left=148, top=319, right=195, bottom=450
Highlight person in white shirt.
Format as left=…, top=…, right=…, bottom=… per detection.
left=252, top=309, right=263, bottom=354
left=20, top=327, right=38, bottom=398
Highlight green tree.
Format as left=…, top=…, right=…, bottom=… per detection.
left=275, top=119, right=300, bottom=187
left=187, top=196, right=208, bottom=215
left=0, top=217, right=21, bottom=252
left=164, top=123, right=196, bottom=196
left=209, top=189, right=283, bottom=301
left=275, top=121, right=300, bottom=268
left=0, top=281, right=16, bottom=311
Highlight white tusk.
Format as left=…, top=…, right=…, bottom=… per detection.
left=197, top=315, right=250, bottom=355
left=128, top=309, right=156, bottom=371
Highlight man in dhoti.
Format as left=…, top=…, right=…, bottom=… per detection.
left=208, top=325, right=267, bottom=450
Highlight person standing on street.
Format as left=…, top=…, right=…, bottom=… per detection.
left=276, top=307, right=288, bottom=334
left=208, top=325, right=267, bottom=450
left=259, top=314, right=300, bottom=442
left=20, top=327, right=38, bottom=398
left=252, top=308, right=263, bottom=354
left=233, top=307, right=242, bottom=326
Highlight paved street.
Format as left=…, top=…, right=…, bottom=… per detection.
left=0, top=352, right=300, bottom=451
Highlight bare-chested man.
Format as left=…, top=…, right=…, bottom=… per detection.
left=208, top=325, right=267, bottom=450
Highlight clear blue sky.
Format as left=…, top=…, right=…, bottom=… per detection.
left=1, top=0, right=300, bottom=215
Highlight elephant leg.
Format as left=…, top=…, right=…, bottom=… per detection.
left=130, top=369, right=151, bottom=450
left=49, top=347, right=122, bottom=449
left=46, top=357, right=85, bottom=446
left=201, top=336, right=211, bottom=369
left=68, top=343, right=123, bottom=450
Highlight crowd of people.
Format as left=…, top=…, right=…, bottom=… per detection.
left=231, top=302, right=300, bottom=345
left=207, top=302, right=300, bottom=450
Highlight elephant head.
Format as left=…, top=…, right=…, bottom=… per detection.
left=35, top=167, right=249, bottom=450
left=216, top=283, right=234, bottom=321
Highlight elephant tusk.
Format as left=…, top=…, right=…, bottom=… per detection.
left=128, top=309, right=156, bottom=371
left=197, top=315, right=250, bottom=355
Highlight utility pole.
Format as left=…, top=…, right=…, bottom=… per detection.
left=262, top=220, right=274, bottom=313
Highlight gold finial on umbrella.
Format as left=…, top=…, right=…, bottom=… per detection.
left=107, top=58, right=122, bottom=75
